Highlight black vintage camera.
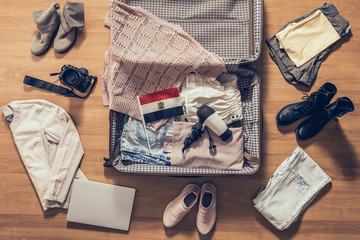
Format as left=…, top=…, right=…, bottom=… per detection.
left=24, top=64, right=97, bottom=99
left=55, top=65, right=93, bottom=93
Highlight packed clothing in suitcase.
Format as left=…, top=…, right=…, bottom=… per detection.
left=103, top=0, right=263, bottom=175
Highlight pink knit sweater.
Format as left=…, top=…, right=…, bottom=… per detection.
left=102, top=1, right=226, bottom=126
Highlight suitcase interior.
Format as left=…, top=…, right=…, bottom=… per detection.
left=108, top=0, right=263, bottom=175
left=123, top=0, right=262, bottom=65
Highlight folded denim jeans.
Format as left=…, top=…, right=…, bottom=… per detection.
left=253, top=146, right=331, bottom=230
left=120, top=115, right=173, bottom=165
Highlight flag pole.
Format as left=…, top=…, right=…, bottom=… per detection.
left=137, top=96, right=152, bottom=153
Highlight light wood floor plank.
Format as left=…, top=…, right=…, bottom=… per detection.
left=0, top=0, right=359, bottom=239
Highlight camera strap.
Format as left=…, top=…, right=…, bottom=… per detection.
left=23, top=74, right=97, bottom=99
left=24, top=75, right=78, bottom=97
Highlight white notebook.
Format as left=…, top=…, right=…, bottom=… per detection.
left=67, top=179, right=136, bottom=231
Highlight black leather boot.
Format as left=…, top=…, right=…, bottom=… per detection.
left=276, top=82, right=337, bottom=125
left=296, top=97, right=354, bottom=140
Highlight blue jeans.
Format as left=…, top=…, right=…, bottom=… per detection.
left=120, top=116, right=173, bottom=165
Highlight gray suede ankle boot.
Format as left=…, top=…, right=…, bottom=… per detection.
left=54, top=1, right=85, bottom=53
left=31, top=2, right=60, bottom=56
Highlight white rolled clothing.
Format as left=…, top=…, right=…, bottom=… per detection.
left=180, top=73, right=243, bottom=124
left=2, top=100, right=86, bottom=210
left=253, top=146, right=331, bottom=231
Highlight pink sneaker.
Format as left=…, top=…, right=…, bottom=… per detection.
left=163, top=183, right=200, bottom=228
left=196, top=183, right=216, bottom=235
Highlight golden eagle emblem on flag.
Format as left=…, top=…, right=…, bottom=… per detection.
left=157, top=101, right=165, bottom=110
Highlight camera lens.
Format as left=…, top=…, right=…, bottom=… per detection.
left=62, top=69, right=80, bottom=86
left=60, top=67, right=92, bottom=93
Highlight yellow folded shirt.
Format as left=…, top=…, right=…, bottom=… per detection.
left=276, top=10, right=340, bottom=67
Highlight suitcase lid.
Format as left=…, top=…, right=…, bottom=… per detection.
left=124, top=0, right=263, bottom=65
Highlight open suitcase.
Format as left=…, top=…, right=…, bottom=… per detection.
left=105, top=0, right=263, bottom=175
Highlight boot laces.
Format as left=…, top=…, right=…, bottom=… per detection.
left=310, top=107, right=338, bottom=130
left=295, top=92, right=320, bottom=117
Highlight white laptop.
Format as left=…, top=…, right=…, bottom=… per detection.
left=67, top=179, right=136, bottom=231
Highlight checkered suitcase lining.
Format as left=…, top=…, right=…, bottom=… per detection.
left=123, top=0, right=262, bottom=64
left=110, top=67, right=261, bottom=175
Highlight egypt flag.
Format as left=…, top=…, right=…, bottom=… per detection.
left=137, top=88, right=184, bottom=123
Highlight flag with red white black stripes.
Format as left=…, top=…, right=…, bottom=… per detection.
left=137, top=88, right=184, bottom=123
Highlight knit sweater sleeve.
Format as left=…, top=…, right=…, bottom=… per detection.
left=102, top=50, right=111, bottom=106
left=194, top=50, right=227, bottom=80
left=104, top=11, right=110, bottom=28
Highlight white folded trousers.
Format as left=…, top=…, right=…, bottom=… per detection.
left=253, top=146, right=331, bottom=230
left=2, top=100, right=86, bottom=210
